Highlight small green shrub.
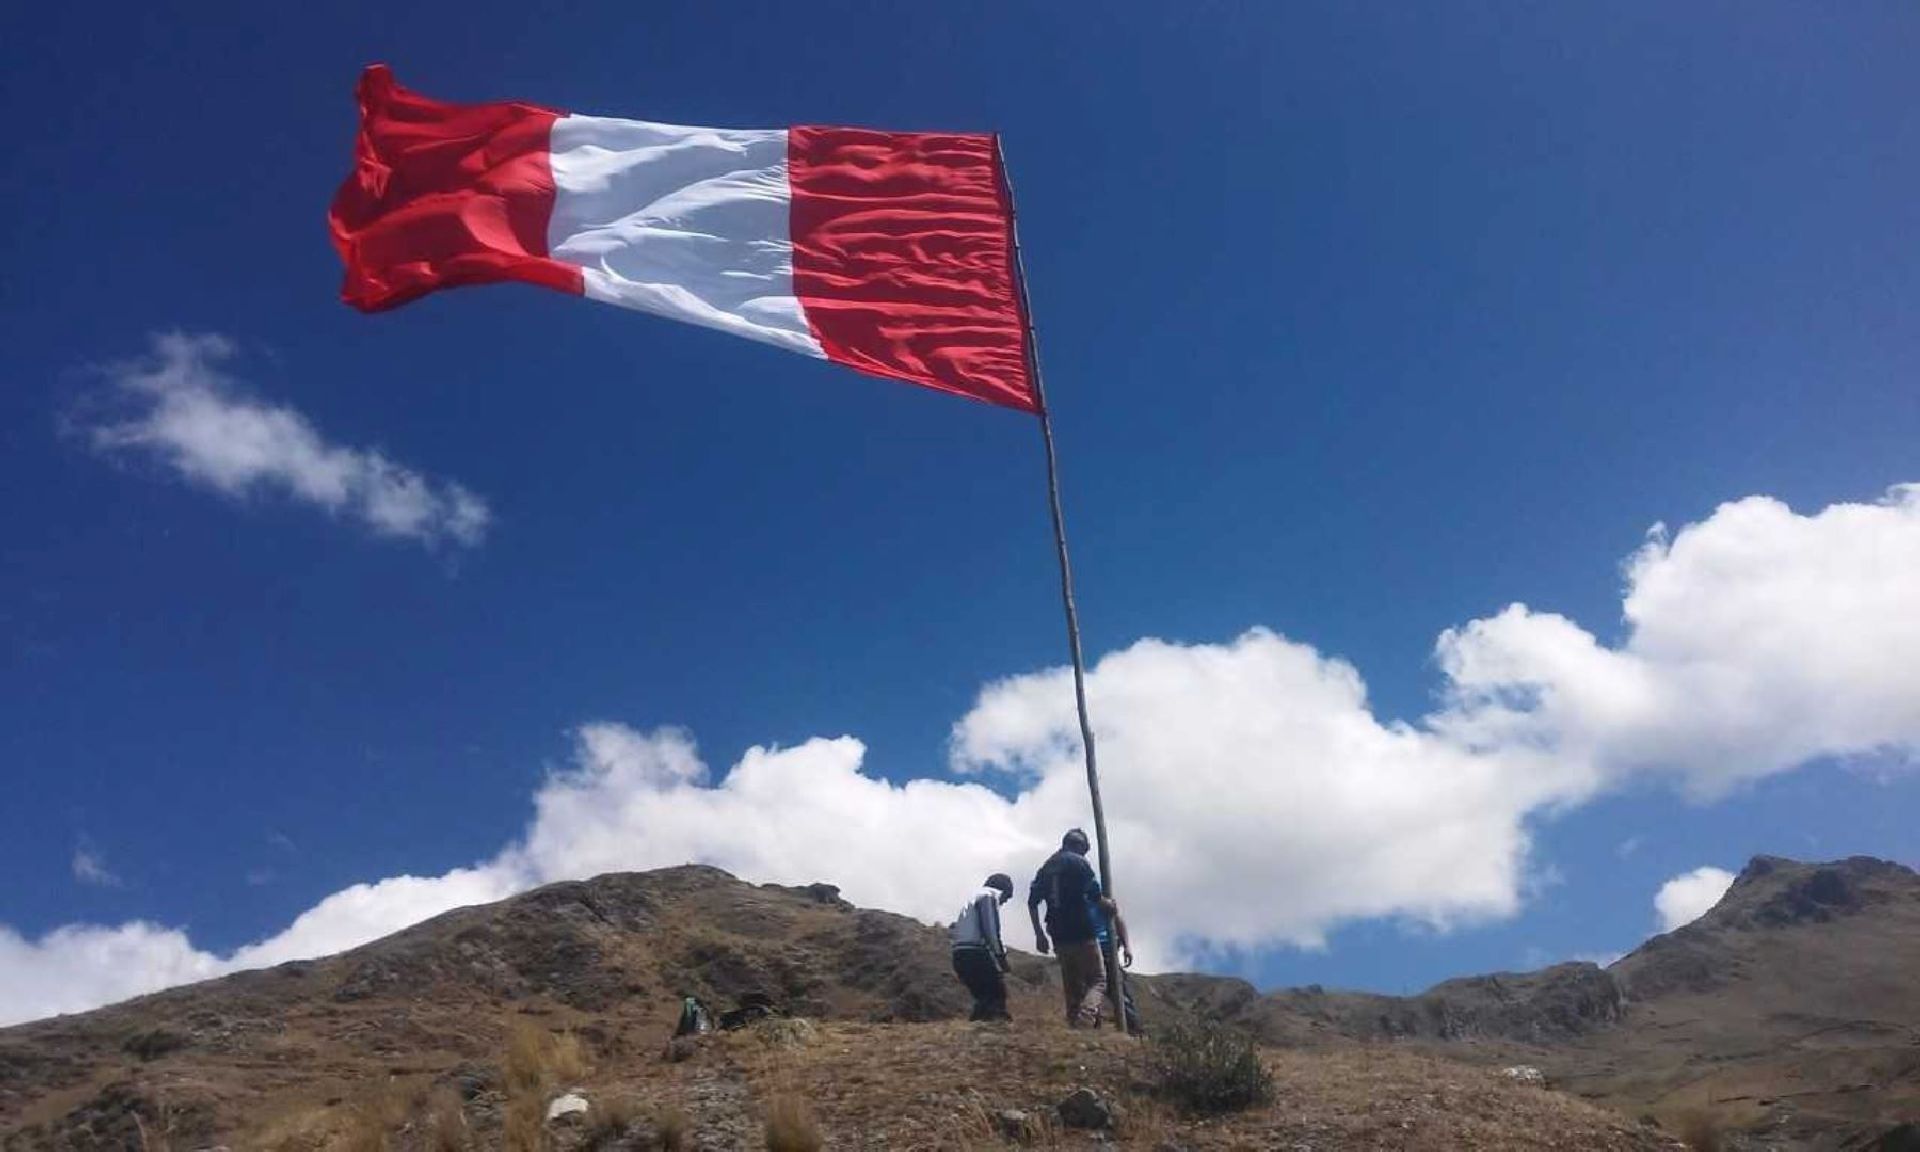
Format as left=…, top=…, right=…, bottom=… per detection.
left=123, top=1029, right=191, bottom=1062
left=1145, top=1021, right=1274, bottom=1115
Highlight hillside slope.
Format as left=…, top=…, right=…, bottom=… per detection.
left=3, top=857, right=1915, bottom=1147
left=1151, top=855, right=1920, bottom=1148
left=0, top=866, right=1678, bottom=1150
left=1569, top=856, right=1920, bottom=1143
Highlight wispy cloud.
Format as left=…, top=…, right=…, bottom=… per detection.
left=71, top=841, right=122, bottom=888
left=81, top=333, right=490, bottom=549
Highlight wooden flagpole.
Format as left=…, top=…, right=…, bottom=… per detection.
left=995, top=137, right=1129, bottom=1033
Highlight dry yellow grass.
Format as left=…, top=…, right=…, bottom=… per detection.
left=652, top=1101, right=692, bottom=1151
left=580, top=1094, right=640, bottom=1149
left=762, top=1093, right=823, bottom=1152
left=126, top=1091, right=208, bottom=1152
left=500, top=1018, right=595, bottom=1152
left=339, top=1079, right=409, bottom=1152
left=501, top=1098, right=543, bottom=1152
left=549, top=1030, right=591, bottom=1086
left=36, top=1013, right=1681, bottom=1151
left=686, top=1018, right=1672, bottom=1150
left=499, top=1021, right=587, bottom=1090
left=421, top=1086, right=470, bottom=1152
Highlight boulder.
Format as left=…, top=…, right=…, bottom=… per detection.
left=1057, top=1087, right=1112, bottom=1130
left=546, top=1092, right=590, bottom=1123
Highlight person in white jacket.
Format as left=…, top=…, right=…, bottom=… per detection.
left=949, top=873, right=1015, bottom=1021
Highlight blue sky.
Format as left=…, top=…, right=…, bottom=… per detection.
left=4, top=2, right=1918, bottom=1021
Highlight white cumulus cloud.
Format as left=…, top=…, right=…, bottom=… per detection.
left=82, top=333, right=489, bottom=548
left=0, top=923, right=223, bottom=1023
left=1655, top=866, right=1738, bottom=932
left=952, top=633, right=1546, bottom=958
left=1436, top=485, right=1920, bottom=798
left=4, top=483, right=1919, bottom=1025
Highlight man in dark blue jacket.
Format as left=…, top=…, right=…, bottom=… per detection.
left=1027, top=828, right=1107, bottom=1027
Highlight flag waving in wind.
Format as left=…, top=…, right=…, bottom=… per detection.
left=329, top=66, right=1035, bottom=412
left=330, top=64, right=1129, bottom=1033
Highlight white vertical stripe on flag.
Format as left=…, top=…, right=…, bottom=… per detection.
left=546, top=115, right=825, bottom=357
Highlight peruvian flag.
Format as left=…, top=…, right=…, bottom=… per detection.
left=329, top=66, right=1036, bottom=412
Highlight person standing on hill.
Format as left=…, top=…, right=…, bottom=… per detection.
left=948, top=873, right=1015, bottom=1021
left=1028, top=828, right=1107, bottom=1028
left=1092, top=894, right=1142, bottom=1034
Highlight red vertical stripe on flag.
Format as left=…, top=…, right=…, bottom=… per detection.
left=329, top=65, right=580, bottom=312
left=788, top=128, right=1037, bottom=413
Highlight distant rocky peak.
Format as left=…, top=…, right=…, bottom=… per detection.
left=1718, top=854, right=1916, bottom=930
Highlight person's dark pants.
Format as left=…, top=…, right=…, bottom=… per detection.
left=952, top=947, right=1010, bottom=1021
left=1100, top=940, right=1141, bottom=1034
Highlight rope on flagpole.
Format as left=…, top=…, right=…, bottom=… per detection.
left=995, top=136, right=1129, bottom=1034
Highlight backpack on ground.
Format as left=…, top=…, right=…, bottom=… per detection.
left=673, top=995, right=713, bottom=1037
